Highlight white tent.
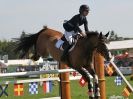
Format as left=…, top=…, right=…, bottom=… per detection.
left=107, top=40, right=133, bottom=50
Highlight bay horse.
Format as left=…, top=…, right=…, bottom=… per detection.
left=15, top=26, right=111, bottom=99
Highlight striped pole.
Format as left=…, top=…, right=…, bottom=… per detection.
left=110, top=60, right=133, bottom=92
left=94, top=52, right=106, bottom=99
left=59, top=63, right=71, bottom=99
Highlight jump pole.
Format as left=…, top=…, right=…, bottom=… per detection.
left=94, top=52, right=106, bottom=99
left=59, top=63, right=71, bottom=99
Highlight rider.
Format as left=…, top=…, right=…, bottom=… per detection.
left=61, top=4, right=90, bottom=61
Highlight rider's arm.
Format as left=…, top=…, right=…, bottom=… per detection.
left=73, top=15, right=82, bottom=33
left=84, top=18, right=89, bottom=33
left=76, top=24, right=82, bottom=33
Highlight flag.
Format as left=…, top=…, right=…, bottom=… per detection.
left=122, top=86, right=132, bottom=97
left=0, top=84, right=8, bottom=97
left=29, top=82, right=38, bottom=94
left=104, top=62, right=114, bottom=76
left=114, top=76, right=123, bottom=86
left=79, top=76, right=86, bottom=87
left=14, top=83, right=24, bottom=96
left=43, top=81, right=53, bottom=93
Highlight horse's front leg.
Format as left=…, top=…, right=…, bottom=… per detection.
left=87, top=75, right=94, bottom=99
left=93, top=74, right=100, bottom=98
left=84, top=65, right=100, bottom=99
left=75, top=67, right=95, bottom=99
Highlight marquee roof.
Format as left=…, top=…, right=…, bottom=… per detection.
left=107, top=40, right=133, bottom=50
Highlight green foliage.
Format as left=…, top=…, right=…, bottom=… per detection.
left=0, top=40, right=18, bottom=59
left=0, top=31, right=28, bottom=59
left=108, top=30, right=133, bottom=41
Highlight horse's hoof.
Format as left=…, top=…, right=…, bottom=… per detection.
left=95, top=96, right=100, bottom=99
left=95, top=92, right=100, bottom=97
left=89, top=96, right=95, bottom=99
left=88, top=90, right=94, bottom=97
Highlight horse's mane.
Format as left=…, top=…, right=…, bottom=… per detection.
left=87, top=31, right=99, bottom=35
left=86, top=31, right=99, bottom=38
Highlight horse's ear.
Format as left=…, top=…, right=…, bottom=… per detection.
left=105, top=32, right=109, bottom=37
left=99, top=32, right=102, bottom=39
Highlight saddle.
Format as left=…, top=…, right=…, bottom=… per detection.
left=61, top=34, right=80, bottom=51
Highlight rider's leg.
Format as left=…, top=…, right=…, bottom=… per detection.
left=61, top=31, right=74, bottom=62
left=64, top=31, right=75, bottom=45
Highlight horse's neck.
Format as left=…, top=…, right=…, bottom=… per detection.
left=76, top=38, right=95, bottom=52
left=69, top=38, right=95, bottom=66
left=79, top=39, right=95, bottom=60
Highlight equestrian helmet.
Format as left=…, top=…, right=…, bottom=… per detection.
left=79, top=4, right=90, bottom=13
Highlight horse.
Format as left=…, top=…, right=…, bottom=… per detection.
left=14, top=26, right=111, bottom=99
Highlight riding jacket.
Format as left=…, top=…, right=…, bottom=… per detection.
left=63, top=14, right=89, bottom=33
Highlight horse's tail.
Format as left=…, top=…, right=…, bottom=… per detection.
left=14, top=26, right=47, bottom=60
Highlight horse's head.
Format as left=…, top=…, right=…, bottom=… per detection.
left=95, top=32, right=111, bottom=61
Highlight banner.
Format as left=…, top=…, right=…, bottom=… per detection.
left=0, top=84, right=8, bottom=97
left=29, top=82, right=38, bottom=94
left=14, top=83, right=24, bottom=96
left=79, top=76, right=86, bottom=87
left=114, top=76, right=123, bottom=86
left=43, top=81, right=53, bottom=93
left=122, top=86, right=132, bottom=97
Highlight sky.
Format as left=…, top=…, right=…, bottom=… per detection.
left=0, top=0, right=133, bottom=40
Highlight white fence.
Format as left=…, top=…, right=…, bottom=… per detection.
left=0, top=69, right=74, bottom=77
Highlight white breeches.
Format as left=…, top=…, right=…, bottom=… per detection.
left=55, top=31, right=77, bottom=49
left=64, top=31, right=77, bottom=45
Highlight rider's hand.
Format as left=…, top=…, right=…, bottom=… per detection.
left=80, top=32, right=86, bottom=37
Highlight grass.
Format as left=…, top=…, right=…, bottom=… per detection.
left=0, top=76, right=133, bottom=99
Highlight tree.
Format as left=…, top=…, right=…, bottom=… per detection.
left=0, top=40, right=18, bottom=59
left=108, top=30, right=133, bottom=41
left=108, top=30, right=124, bottom=41
left=0, top=31, right=28, bottom=59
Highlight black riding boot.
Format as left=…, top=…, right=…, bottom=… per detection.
left=61, top=44, right=72, bottom=62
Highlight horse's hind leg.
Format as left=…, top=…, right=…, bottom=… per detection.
left=75, top=67, right=94, bottom=99
left=31, top=45, right=40, bottom=61
left=31, top=53, right=40, bottom=61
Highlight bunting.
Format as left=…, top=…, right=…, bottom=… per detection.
left=43, top=81, right=53, bottom=93
left=122, top=86, right=132, bottom=97
left=29, top=82, right=38, bottom=94
left=114, top=76, right=123, bottom=86
left=0, top=84, right=8, bottom=97
left=104, top=62, right=114, bottom=76
left=14, top=83, right=24, bottom=96
left=79, top=76, right=86, bottom=87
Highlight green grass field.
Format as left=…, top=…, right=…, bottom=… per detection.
left=0, top=76, right=133, bottom=99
